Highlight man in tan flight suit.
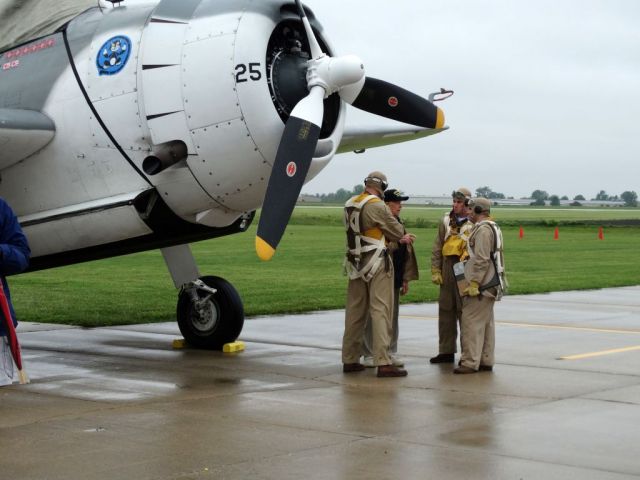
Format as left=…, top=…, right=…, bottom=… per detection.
left=455, top=197, right=506, bottom=374
left=429, top=188, right=473, bottom=364
left=342, top=172, right=413, bottom=377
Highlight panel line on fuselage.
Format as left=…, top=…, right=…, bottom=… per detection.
left=61, top=28, right=153, bottom=187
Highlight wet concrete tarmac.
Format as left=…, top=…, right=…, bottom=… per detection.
left=1, top=286, right=640, bottom=479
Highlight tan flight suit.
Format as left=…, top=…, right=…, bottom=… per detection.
left=459, top=221, right=504, bottom=370
left=342, top=195, right=404, bottom=367
left=431, top=213, right=472, bottom=354
left=363, top=224, right=419, bottom=356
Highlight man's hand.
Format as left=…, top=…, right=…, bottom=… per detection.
left=401, top=281, right=409, bottom=295
left=399, top=233, right=416, bottom=245
left=431, top=268, right=443, bottom=285
left=463, top=281, right=480, bottom=297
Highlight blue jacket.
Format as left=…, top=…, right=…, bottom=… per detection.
left=0, top=198, right=30, bottom=335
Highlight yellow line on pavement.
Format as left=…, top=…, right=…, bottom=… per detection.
left=401, top=314, right=438, bottom=320
left=402, top=315, right=640, bottom=360
left=401, top=315, right=640, bottom=335
left=498, top=321, right=640, bottom=335
left=560, top=345, right=640, bottom=360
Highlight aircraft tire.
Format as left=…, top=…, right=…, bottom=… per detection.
left=176, top=275, right=244, bottom=350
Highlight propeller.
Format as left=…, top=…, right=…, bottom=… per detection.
left=343, top=77, right=444, bottom=129
left=255, top=1, right=445, bottom=260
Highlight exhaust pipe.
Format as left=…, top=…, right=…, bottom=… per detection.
left=143, top=140, right=187, bottom=175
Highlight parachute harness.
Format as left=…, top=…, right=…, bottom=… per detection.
left=344, top=194, right=387, bottom=282
left=468, top=220, right=508, bottom=298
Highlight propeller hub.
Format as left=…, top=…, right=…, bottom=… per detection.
left=265, top=19, right=340, bottom=137
left=306, top=54, right=365, bottom=98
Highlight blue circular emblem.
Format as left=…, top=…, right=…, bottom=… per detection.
left=96, top=35, right=131, bottom=76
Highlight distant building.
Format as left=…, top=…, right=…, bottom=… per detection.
left=297, top=194, right=322, bottom=203
left=403, top=195, right=451, bottom=206
left=297, top=193, right=626, bottom=207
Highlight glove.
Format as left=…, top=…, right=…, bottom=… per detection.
left=431, top=268, right=443, bottom=285
left=464, top=281, right=480, bottom=297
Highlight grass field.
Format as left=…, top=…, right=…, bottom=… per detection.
left=9, top=205, right=640, bottom=327
left=291, top=205, right=640, bottom=227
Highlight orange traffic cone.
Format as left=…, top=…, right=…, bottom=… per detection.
left=553, top=227, right=559, bottom=240
left=598, top=226, right=604, bottom=240
left=519, top=226, right=524, bottom=239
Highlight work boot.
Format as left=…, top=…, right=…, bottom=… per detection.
left=478, top=365, right=493, bottom=372
left=343, top=363, right=365, bottom=373
left=429, top=353, right=454, bottom=364
left=377, top=365, right=408, bottom=377
left=453, top=365, right=477, bottom=374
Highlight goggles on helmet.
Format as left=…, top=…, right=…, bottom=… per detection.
left=365, top=176, right=388, bottom=191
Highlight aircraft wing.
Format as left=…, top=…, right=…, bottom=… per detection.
left=0, top=108, right=55, bottom=170
left=337, top=124, right=448, bottom=154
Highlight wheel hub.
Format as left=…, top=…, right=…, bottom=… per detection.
left=191, top=298, right=220, bottom=334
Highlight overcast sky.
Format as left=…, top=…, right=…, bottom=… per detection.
left=304, top=0, right=640, bottom=199
left=2, top=0, right=637, bottom=200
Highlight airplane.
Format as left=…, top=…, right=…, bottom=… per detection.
left=0, top=0, right=450, bottom=350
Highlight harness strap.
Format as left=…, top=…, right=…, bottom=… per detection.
left=469, top=220, right=508, bottom=294
left=344, top=194, right=387, bottom=281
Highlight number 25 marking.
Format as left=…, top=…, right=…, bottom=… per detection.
left=235, top=62, right=261, bottom=83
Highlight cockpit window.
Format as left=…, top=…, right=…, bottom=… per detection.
left=0, top=0, right=94, bottom=52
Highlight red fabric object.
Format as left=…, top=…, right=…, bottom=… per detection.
left=0, top=278, right=22, bottom=371
left=519, top=226, right=524, bottom=239
left=553, top=227, right=559, bottom=240
left=598, top=227, right=604, bottom=240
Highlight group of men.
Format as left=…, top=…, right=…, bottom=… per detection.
left=0, top=169, right=508, bottom=385
left=341, top=172, right=506, bottom=377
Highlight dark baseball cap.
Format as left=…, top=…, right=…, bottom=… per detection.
left=384, top=188, right=409, bottom=202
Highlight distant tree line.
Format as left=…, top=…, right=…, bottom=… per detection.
left=470, top=187, right=636, bottom=207
left=306, top=185, right=364, bottom=203
left=475, top=186, right=505, bottom=199
left=307, top=186, right=638, bottom=207
left=524, top=189, right=637, bottom=207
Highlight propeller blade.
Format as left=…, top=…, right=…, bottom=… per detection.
left=295, top=0, right=323, bottom=59
left=256, top=1, right=365, bottom=261
left=346, top=77, right=445, bottom=129
left=256, top=87, right=324, bottom=261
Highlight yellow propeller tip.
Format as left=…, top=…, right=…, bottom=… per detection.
left=436, top=106, right=445, bottom=129
left=256, top=237, right=276, bottom=261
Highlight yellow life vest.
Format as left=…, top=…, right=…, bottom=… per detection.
left=441, top=212, right=472, bottom=257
